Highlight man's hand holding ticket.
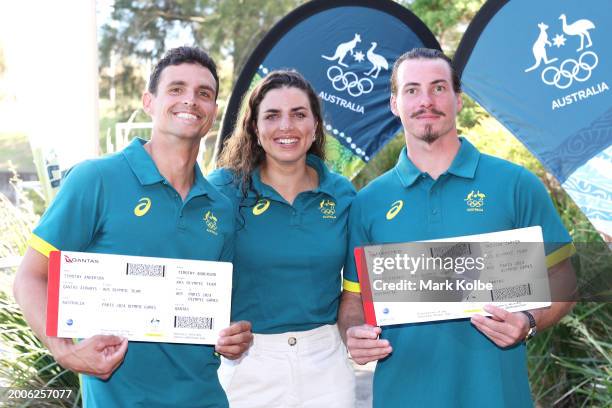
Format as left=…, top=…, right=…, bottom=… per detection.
left=354, top=226, right=551, bottom=326
left=47, top=251, right=232, bottom=345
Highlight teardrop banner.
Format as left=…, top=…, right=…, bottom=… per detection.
left=215, top=0, right=439, bottom=179
left=455, top=0, right=612, bottom=237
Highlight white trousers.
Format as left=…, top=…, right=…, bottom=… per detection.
left=218, top=324, right=356, bottom=408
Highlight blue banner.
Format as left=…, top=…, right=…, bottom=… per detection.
left=217, top=0, right=439, bottom=178
left=455, top=0, right=612, bottom=236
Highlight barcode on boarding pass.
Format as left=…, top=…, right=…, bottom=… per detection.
left=126, top=263, right=166, bottom=278
left=490, top=283, right=532, bottom=301
left=174, top=316, right=214, bottom=330
left=430, top=242, right=471, bottom=259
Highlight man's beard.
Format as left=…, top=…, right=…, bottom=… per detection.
left=411, top=109, right=444, bottom=144
left=420, top=125, right=439, bottom=144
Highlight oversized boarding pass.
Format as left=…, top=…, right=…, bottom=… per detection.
left=355, top=227, right=551, bottom=326
left=46, top=251, right=232, bottom=345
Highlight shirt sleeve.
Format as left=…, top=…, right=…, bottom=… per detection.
left=514, top=167, right=575, bottom=267
left=31, top=160, right=105, bottom=257
left=343, top=195, right=368, bottom=293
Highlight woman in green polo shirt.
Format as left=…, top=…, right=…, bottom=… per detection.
left=209, top=70, right=356, bottom=407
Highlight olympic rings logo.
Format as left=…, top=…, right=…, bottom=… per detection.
left=327, top=66, right=374, bottom=97
left=541, top=51, right=598, bottom=89
left=465, top=199, right=484, bottom=208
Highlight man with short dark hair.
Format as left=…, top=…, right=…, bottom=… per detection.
left=338, top=48, right=576, bottom=407
left=14, top=46, right=252, bottom=407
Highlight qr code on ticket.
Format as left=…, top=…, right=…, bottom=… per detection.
left=126, top=263, right=166, bottom=278
left=174, top=316, right=214, bottom=330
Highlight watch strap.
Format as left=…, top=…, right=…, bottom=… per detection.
left=521, top=311, right=537, bottom=341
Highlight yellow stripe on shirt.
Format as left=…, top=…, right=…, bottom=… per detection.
left=28, top=234, right=58, bottom=258
left=343, top=278, right=361, bottom=293
left=546, top=243, right=576, bottom=268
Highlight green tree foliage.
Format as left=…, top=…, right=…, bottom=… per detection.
left=404, top=0, right=484, bottom=52
left=0, top=185, right=81, bottom=407
left=98, top=0, right=305, bottom=152
left=100, top=0, right=305, bottom=88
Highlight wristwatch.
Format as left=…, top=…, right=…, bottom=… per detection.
left=521, top=311, right=537, bottom=341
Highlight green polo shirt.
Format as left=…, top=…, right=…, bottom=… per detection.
left=209, top=154, right=355, bottom=334
left=344, top=138, right=573, bottom=408
left=31, top=138, right=234, bottom=408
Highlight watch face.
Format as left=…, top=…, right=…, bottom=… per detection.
left=526, top=327, right=536, bottom=340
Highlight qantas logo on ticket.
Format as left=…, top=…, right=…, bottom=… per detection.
left=63, top=255, right=99, bottom=264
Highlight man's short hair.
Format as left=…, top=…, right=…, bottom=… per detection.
left=390, top=48, right=461, bottom=95
left=148, top=46, right=219, bottom=99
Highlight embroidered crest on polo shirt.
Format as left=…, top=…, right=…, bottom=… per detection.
left=252, top=199, right=270, bottom=216
left=319, top=199, right=337, bottom=219
left=386, top=200, right=403, bottom=220
left=465, top=190, right=486, bottom=212
left=134, top=197, right=151, bottom=217
left=203, top=210, right=218, bottom=235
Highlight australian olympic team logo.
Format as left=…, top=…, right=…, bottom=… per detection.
left=149, top=317, right=160, bottom=329
left=203, top=210, right=218, bottom=235
left=465, top=190, right=486, bottom=213
left=252, top=199, right=270, bottom=216
left=319, top=199, right=336, bottom=219
left=321, top=33, right=389, bottom=98
left=523, top=13, right=608, bottom=110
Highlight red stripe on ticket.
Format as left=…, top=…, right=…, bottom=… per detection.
left=46, top=250, right=61, bottom=336
left=354, top=247, right=377, bottom=326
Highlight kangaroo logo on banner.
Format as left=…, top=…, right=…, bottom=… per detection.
left=321, top=33, right=390, bottom=101
left=523, top=15, right=603, bottom=99
left=455, top=0, right=612, bottom=236
left=216, top=0, right=439, bottom=179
